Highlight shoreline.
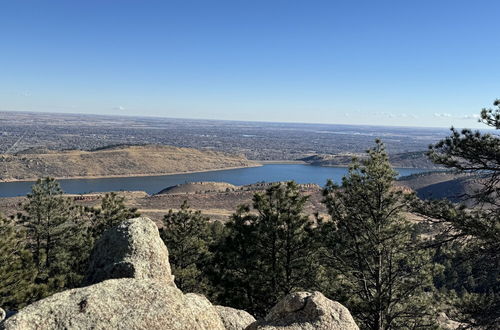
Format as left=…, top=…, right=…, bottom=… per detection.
left=0, top=163, right=262, bottom=183
left=257, top=160, right=307, bottom=164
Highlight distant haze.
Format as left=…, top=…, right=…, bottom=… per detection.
left=1, top=1, right=499, bottom=128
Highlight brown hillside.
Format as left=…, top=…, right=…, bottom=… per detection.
left=0, top=145, right=258, bottom=181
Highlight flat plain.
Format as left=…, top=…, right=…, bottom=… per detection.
left=0, top=111, right=450, bottom=161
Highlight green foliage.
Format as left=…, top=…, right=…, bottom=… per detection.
left=0, top=216, right=37, bottom=310
left=428, top=99, right=500, bottom=205
left=216, top=181, right=316, bottom=317
left=425, top=100, right=500, bottom=328
left=1, top=181, right=139, bottom=310
left=320, top=141, right=439, bottom=329
left=20, top=177, right=91, bottom=300
left=159, top=201, right=214, bottom=294
left=88, top=192, right=139, bottom=239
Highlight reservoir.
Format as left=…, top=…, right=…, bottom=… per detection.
left=0, top=164, right=428, bottom=198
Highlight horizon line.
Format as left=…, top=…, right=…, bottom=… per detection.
left=0, top=108, right=476, bottom=131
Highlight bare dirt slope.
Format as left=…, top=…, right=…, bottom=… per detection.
left=0, top=145, right=258, bottom=181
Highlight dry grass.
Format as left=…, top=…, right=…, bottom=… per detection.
left=0, top=145, right=258, bottom=181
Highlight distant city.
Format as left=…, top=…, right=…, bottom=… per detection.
left=0, top=111, right=451, bottom=160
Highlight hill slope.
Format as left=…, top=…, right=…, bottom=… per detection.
left=301, top=151, right=440, bottom=168
left=157, top=182, right=238, bottom=195
left=0, top=145, right=258, bottom=181
left=397, top=171, right=480, bottom=203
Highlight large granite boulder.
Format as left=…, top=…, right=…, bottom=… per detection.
left=247, top=291, right=359, bottom=330
left=215, top=305, right=256, bottom=330
left=2, top=278, right=224, bottom=330
left=86, top=217, right=175, bottom=285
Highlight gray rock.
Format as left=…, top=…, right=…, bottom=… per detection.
left=86, top=217, right=174, bottom=285
left=0, top=308, right=5, bottom=322
left=215, top=305, right=256, bottom=330
left=247, top=291, right=359, bottom=330
left=436, top=312, right=467, bottom=329
left=2, top=278, right=225, bottom=330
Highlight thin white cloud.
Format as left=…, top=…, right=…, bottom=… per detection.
left=434, top=113, right=452, bottom=118
left=371, top=112, right=417, bottom=119
left=433, top=113, right=481, bottom=120
left=460, top=114, right=480, bottom=120
left=113, top=106, right=125, bottom=111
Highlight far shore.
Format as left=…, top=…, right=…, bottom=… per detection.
left=0, top=163, right=263, bottom=183
left=257, top=160, right=307, bottom=164
left=257, top=160, right=439, bottom=170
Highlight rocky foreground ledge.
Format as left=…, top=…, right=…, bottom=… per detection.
left=0, top=217, right=359, bottom=330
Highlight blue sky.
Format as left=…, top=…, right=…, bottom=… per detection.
left=1, top=0, right=499, bottom=128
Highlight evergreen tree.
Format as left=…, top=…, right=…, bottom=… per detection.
left=320, top=141, right=438, bottom=330
left=217, top=181, right=316, bottom=316
left=428, top=99, right=500, bottom=205
left=89, top=192, right=139, bottom=239
left=0, top=216, right=37, bottom=310
left=20, top=177, right=90, bottom=296
left=421, top=100, right=500, bottom=327
left=159, top=201, right=213, bottom=294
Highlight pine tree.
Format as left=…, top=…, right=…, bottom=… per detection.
left=217, top=181, right=316, bottom=316
left=428, top=99, right=500, bottom=205
left=21, top=177, right=90, bottom=295
left=421, top=99, right=500, bottom=327
left=89, top=192, right=139, bottom=239
left=159, top=201, right=213, bottom=294
left=320, top=141, right=438, bottom=330
left=0, top=216, right=37, bottom=310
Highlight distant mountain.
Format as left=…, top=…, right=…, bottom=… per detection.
left=0, top=145, right=258, bottom=182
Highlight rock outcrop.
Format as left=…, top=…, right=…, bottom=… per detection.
left=1, top=217, right=358, bottom=330
left=86, top=217, right=174, bottom=285
left=247, top=291, right=359, bottom=330
left=2, top=279, right=224, bottom=330
left=215, top=306, right=256, bottom=330
left=436, top=312, right=467, bottom=330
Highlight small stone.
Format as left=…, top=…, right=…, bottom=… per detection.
left=215, top=305, right=256, bottom=330
left=247, top=291, right=359, bottom=330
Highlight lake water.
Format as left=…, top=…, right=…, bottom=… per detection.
left=0, top=164, right=428, bottom=198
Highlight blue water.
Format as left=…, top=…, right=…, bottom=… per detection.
left=0, top=164, right=428, bottom=197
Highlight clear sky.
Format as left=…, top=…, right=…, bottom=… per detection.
left=1, top=0, right=499, bottom=128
